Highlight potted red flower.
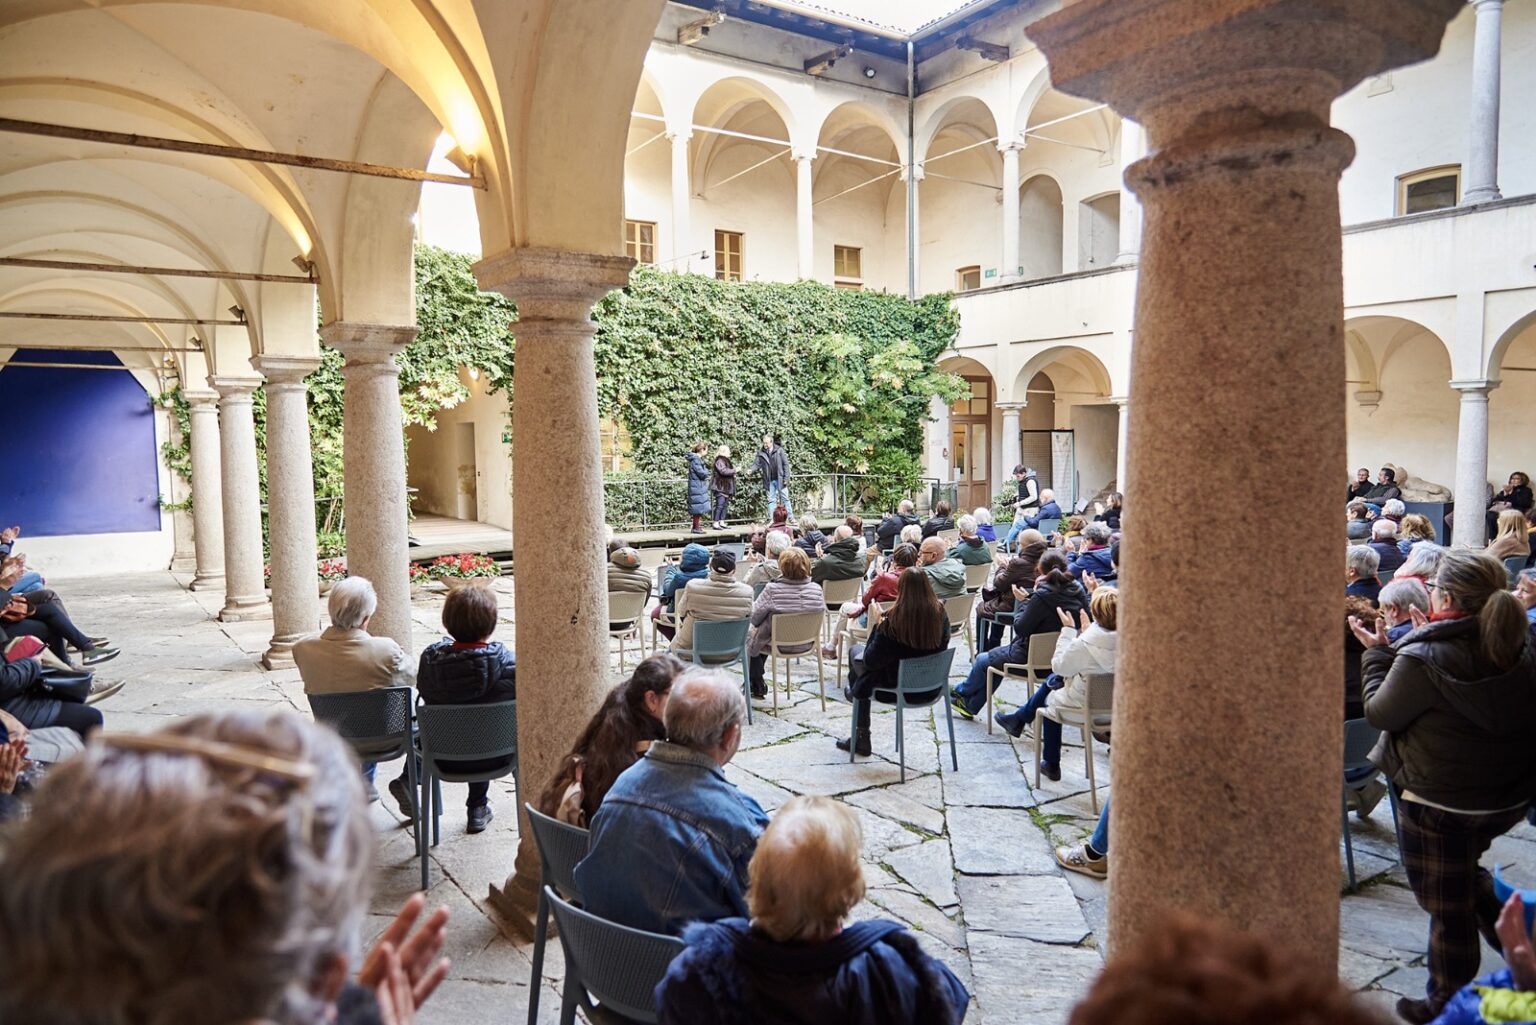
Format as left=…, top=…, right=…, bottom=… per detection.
left=428, top=552, right=499, bottom=590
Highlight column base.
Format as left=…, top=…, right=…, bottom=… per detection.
left=190, top=573, right=225, bottom=591
left=1462, top=186, right=1502, bottom=205
left=260, top=637, right=302, bottom=670
left=219, top=600, right=272, bottom=623
left=486, top=872, right=540, bottom=940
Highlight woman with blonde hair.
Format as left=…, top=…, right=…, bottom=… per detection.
left=0, top=709, right=451, bottom=1025
left=656, top=795, right=969, bottom=1025
left=1397, top=512, right=1437, bottom=553
left=1484, top=508, right=1531, bottom=564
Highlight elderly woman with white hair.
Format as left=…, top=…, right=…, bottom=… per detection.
left=656, top=795, right=969, bottom=1025
left=747, top=529, right=793, bottom=589
left=1397, top=542, right=1445, bottom=590
left=971, top=506, right=996, bottom=543
left=0, top=710, right=451, bottom=1025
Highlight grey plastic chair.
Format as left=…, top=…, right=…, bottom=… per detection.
left=684, top=618, right=753, bottom=724
left=1037, top=517, right=1061, bottom=536
left=413, top=699, right=519, bottom=891
left=308, top=686, right=418, bottom=855
left=1342, top=717, right=1401, bottom=890
left=851, top=647, right=958, bottom=782
left=545, top=886, right=685, bottom=1025
left=1034, top=671, right=1114, bottom=814
left=524, top=804, right=590, bottom=1025
left=1504, top=555, right=1527, bottom=587
left=716, top=542, right=747, bottom=560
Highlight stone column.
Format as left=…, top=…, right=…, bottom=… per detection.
left=210, top=378, right=270, bottom=621
left=999, top=142, right=1023, bottom=280
left=185, top=389, right=226, bottom=591
left=472, top=247, right=633, bottom=927
left=1112, top=396, right=1130, bottom=488
left=320, top=323, right=416, bottom=651
left=668, top=131, right=693, bottom=267
left=252, top=356, right=321, bottom=669
left=926, top=395, right=951, bottom=483
left=1115, top=120, right=1145, bottom=264
left=1026, top=0, right=1460, bottom=972
left=1463, top=0, right=1504, bottom=204
left=1451, top=379, right=1497, bottom=546
left=997, top=402, right=1024, bottom=477
left=903, top=164, right=923, bottom=298
left=794, top=152, right=815, bottom=280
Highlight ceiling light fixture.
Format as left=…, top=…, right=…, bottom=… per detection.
left=863, top=66, right=877, bottom=79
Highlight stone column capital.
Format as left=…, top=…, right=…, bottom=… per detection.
left=997, top=139, right=1026, bottom=155
left=250, top=354, right=321, bottom=388
left=1472, top=0, right=1504, bottom=11
left=900, top=164, right=925, bottom=183
left=209, top=376, right=261, bottom=401
left=183, top=388, right=220, bottom=409
left=1109, top=395, right=1130, bottom=408
left=474, top=246, right=635, bottom=324
left=319, top=322, right=417, bottom=365
left=995, top=401, right=1028, bottom=414
left=1450, top=378, right=1500, bottom=396
left=792, top=150, right=816, bottom=165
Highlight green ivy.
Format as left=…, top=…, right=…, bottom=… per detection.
left=154, top=385, right=193, bottom=511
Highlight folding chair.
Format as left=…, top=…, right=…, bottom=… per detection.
left=414, top=699, right=519, bottom=891
left=608, top=591, right=648, bottom=673
left=983, top=630, right=1060, bottom=735
left=963, top=562, right=991, bottom=594
left=524, top=804, right=590, bottom=1025
left=546, top=887, right=684, bottom=1025
left=767, top=611, right=826, bottom=711
left=820, top=576, right=862, bottom=644
left=850, top=648, right=958, bottom=783
left=1034, top=671, right=1114, bottom=813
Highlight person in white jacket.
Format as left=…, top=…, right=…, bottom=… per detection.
left=992, top=587, right=1119, bottom=780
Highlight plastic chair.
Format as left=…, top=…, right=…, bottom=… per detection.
left=942, top=592, right=977, bottom=660
left=938, top=528, right=961, bottom=544
left=983, top=630, right=1060, bottom=735
left=413, top=699, right=519, bottom=891
left=1343, top=717, right=1401, bottom=890
left=650, top=604, right=680, bottom=653
left=1037, top=517, right=1061, bottom=536
left=840, top=601, right=891, bottom=685
left=686, top=618, right=753, bottom=724
left=767, top=611, right=826, bottom=711
left=820, top=576, right=861, bottom=643
left=849, top=648, right=958, bottom=783
left=1504, top=555, right=1526, bottom=588
left=1034, top=671, right=1114, bottom=813
left=545, top=886, right=684, bottom=1025
left=308, top=686, right=417, bottom=854
left=608, top=591, right=648, bottom=673
left=1377, top=570, right=1397, bottom=585
left=963, top=562, right=991, bottom=593
left=524, top=804, right=590, bottom=1025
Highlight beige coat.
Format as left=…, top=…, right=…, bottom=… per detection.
left=293, top=627, right=414, bottom=695
left=673, top=570, right=754, bottom=659
left=608, top=562, right=653, bottom=597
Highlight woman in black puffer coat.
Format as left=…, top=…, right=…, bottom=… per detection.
left=392, top=584, right=515, bottom=834
left=687, top=442, right=711, bottom=534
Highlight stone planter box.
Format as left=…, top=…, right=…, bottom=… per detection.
left=441, top=575, right=497, bottom=591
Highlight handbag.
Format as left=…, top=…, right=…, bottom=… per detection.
left=35, top=668, right=94, bottom=704
left=0, top=598, right=29, bottom=623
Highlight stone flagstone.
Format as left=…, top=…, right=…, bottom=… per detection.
left=884, top=838, right=960, bottom=909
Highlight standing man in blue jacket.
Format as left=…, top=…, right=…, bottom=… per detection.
left=754, top=433, right=792, bottom=518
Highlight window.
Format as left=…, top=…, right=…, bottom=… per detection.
left=956, top=265, right=981, bottom=292
left=833, top=245, right=863, bottom=290
left=950, top=376, right=990, bottom=418
left=1396, top=166, right=1460, bottom=216
left=714, top=230, right=744, bottom=282
left=624, top=220, right=656, bottom=265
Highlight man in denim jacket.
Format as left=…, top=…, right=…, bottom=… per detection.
left=574, top=669, right=769, bottom=935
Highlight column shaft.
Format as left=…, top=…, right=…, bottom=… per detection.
left=1115, top=120, right=1145, bottom=264
left=1000, top=144, right=1022, bottom=279
left=997, top=403, right=1024, bottom=477
left=1451, top=381, right=1496, bottom=546
left=321, top=324, right=416, bottom=652
left=473, top=247, right=633, bottom=925
left=795, top=154, right=815, bottom=280
left=1463, top=0, right=1504, bottom=204
left=211, top=379, right=269, bottom=621
left=253, top=357, right=321, bottom=668
left=186, top=391, right=226, bottom=590
left=669, top=132, right=693, bottom=268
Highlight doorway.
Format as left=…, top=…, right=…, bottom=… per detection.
left=950, top=374, right=993, bottom=512
left=455, top=421, right=478, bottom=521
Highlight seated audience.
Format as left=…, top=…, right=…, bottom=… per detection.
left=811, top=525, right=865, bottom=583
left=917, top=536, right=966, bottom=599
left=0, top=710, right=451, bottom=1025
left=607, top=543, right=653, bottom=598
left=747, top=548, right=825, bottom=698
left=1068, top=522, right=1115, bottom=581
left=1518, top=569, right=1536, bottom=629
left=1432, top=891, right=1536, bottom=1025
left=1346, top=544, right=1382, bottom=605
left=1066, top=916, right=1387, bottom=1025
left=674, top=549, right=754, bottom=662
left=972, top=506, right=997, bottom=543
left=1092, top=492, right=1123, bottom=532
left=655, top=795, right=970, bottom=1025
left=654, top=542, right=711, bottom=639
left=953, top=549, right=1088, bottom=719
left=876, top=500, right=920, bottom=553
left=1378, top=578, right=1430, bottom=644
left=747, top=531, right=791, bottom=588
left=1061, top=513, right=1087, bottom=541
left=838, top=569, right=950, bottom=757
left=574, top=669, right=769, bottom=935
left=766, top=505, right=793, bottom=537
left=976, top=531, right=1046, bottom=650
left=1381, top=497, right=1407, bottom=524
left=1355, top=550, right=1536, bottom=1024
left=538, top=653, right=685, bottom=826
left=899, top=523, right=923, bottom=549
left=1343, top=594, right=1379, bottom=721
left=994, top=588, right=1119, bottom=782
left=1362, top=466, right=1402, bottom=510
left=0, top=639, right=101, bottom=740
left=1024, top=489, right=1063, bottom=530
left=825, top=545, right=921, bottom=659
left=1485, top=508, right=1532, bottom=564
left=0, top=577, right=115, bottom=668
left=1487, top=471, right=1534, bottom=539
left=793, top=514, right=826, bottom=557
left=947, top=514, right=992, bottom=566
left=921, top=499, right=955, bottom=539
left=1348, top=467, right=1374, bottom=502
left=1397, top=542, right=1445, bottom=589
left=1369, top=519, right=1406, bottom=576
left=1397, top=512, right=1436, bottom=553
left=1347, top=501, right=1372, bottom=540
left=390, top=585, right=515, bottom=834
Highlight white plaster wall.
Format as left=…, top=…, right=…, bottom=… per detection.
left=404, top=372, right=512, bottom=529
left=692, top=145, right=799, bottom=283
left=1346, top=337, right=1459, bottom=489
left=1071, top=402, right=1119, bottom=498
left=622, top=120, right=679, bottom=267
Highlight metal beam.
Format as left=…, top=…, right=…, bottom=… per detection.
left=0, top=361, right=164, bottom=371
left=0, top=256, right=315, bottom=284
left=0, top=341, right=202, bottom=352
left=0, top=311, right=243, bottom=326
left=0, top=117, right=484, bottom=189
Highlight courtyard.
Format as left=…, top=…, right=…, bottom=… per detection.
left=78, top=568, right=1531, bottom=1024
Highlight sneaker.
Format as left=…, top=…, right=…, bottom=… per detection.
left=1055, top=843, right=1107, bottom=880
left=1038, top=760, right=1062, bottom=782
left=950, top=696, right=976, bottom=721
left=820, top=642, right=838, bottom=659
left=85, top=678, right=125, bottom=704
left=467, top=804, right=494, bottom=834
left=993, top=710, right=1025, bottom=738
left=80, top=646, right=119, bottom=667
left=387, top=776, right=416, bottom=818
left=1354, top=779, right=1387, bottom=820
left=1395, top=997, right=1438, bottom=1024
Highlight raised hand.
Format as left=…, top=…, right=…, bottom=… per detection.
left=1347, top=615, right=1389, bottom=649
left=0, top=526, right=17, bottom=544
left=1055, top=606, right=1075, bottom=629
left=1408, top=605, right=1430, bottom=631
left=1496, top=891, right=1536, bottom=991
left=358, top=894, right=451, bottom=1011
left=1082, top=571, right=1099, bottom=594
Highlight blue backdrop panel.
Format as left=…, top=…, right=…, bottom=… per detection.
left=0, top=349, right=162, bottom=537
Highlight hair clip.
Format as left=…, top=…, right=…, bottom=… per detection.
left=97, top=732, right=315, bottom=784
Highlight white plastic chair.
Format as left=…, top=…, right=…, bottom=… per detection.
left=820, top=576, right=861, bottom=643
left=767, top=611, right=826, bottom=711
left=963, top=562, right=991, bottom=593
left=607, top=591, right=647, bottom=672
left=1034, top=670, right=1114, bottom=813
left=942, top=592, right=977, bottom=660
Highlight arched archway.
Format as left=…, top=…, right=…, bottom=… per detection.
left=1009, top=346, right=1115, bottom=507
left=813, top=101, right=903, bottom=289
left=1486, top=308, right=1536, bottom=485
left=921, top=97, right=1000, bottom=294
left=1019, top=174, right=1065, bottom=279
left=1345, top=315, right=1457, bottom=490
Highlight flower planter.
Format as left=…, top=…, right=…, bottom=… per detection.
left=443, top=575, right=496, bottom=591
left=318, top=580, right=335, bottom=596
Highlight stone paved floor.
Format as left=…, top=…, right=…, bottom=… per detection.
left=65, top=570, right=1536, bottom=1024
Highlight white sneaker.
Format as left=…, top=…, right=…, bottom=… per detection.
left=86, top=679, right=125, bottom=705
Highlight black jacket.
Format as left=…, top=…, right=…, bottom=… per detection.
left=875, top=513, right=919, bottom=552
left=852, top=609, right=950, bottom=700
left=811, top=537, right=864, bottom=584
left=920, top=515, right=955, bottom=539
left=0, top=656, right=40, bottom=705
left=1094, top=506, right=1122, bottom=531
left=711, top=456, right=737, bottom=497
left=417, top=639, right=517, bottom=706
left=753, top=445, right=790, bottom=485
left=1002, top=577, right=1089, bottom=664
left=1490, top=485, right=1534, bottom=513
left=1364, top=616, right=1536, bottom=810
left=793, top=529, right=827, bottom=557
left=1348, top=480, right=1374, bottom=502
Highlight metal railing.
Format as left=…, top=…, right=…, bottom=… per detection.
left=601, top=473, right=946, bottom=532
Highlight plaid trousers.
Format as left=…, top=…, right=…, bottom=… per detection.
left=1397, top=798, right=1529, bottom=1007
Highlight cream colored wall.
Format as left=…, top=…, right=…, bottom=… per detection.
left=404, top=371, right=512, bottom=529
